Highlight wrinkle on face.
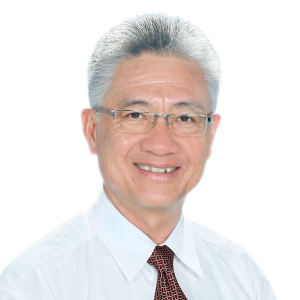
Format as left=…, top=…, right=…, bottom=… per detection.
left=104, top=54, right=210, bottom=113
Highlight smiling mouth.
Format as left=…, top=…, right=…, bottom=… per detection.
left=135, top=164, right=179, bottom=173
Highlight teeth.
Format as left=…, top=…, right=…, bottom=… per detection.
left=136, top=164, right=177, bottom=173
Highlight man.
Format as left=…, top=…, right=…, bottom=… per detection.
left=0, top=14, right=276, bottom=300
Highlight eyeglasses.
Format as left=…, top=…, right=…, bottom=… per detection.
left=94, top=106, right=212, bottom=136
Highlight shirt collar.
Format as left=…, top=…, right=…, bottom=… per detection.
left=87, top=188, right=203, bottom=282
left=162, top=216, right=203, bottom=279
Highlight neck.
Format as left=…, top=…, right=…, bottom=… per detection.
left=104, top=186, right=184, bottom=245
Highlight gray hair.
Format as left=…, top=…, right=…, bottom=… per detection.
left=88, top=13, right=221, bottom=112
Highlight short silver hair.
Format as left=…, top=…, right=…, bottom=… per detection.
left=88, top=13, right=221, bottom=112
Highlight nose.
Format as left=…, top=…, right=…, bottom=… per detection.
left=140, top=116, right=180, bottom=156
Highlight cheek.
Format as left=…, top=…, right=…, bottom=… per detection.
left=184, top=138, right=209, bottom=180
left=185, top=139, right=207, bottom=163
left=189, top=141, right=207, bottom=186
left=97, top=127, right=141, bottom=171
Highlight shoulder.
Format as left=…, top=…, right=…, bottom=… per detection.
left=185, top=218, right=276, bottom=298
left=185, top=218, right=248, bottom=254
left=0, top=209, right=96, bottom=297
left=0, top=289, right=17, bottom=300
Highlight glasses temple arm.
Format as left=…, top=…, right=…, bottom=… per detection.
left=94, top=106, right=115, bottom=117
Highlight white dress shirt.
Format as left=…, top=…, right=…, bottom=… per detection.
left=0, top=189, right=277, bottom=300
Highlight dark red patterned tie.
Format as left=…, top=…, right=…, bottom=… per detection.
left=147, top=245, right=188, bottom=300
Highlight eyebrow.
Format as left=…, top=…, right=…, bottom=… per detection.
left=172, top=101, right=205, bottom=112
left=119, top=99, right=151, bottom=109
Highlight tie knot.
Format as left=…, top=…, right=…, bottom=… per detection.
left=147, top=245, right=175, bottom=272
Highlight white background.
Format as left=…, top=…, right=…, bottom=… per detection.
left=0, top=1, right=299, bottom=299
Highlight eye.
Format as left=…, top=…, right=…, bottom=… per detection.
left=122, top=111, right=148, bottom=120
left=123, top=112, right=143, bottom=119
left=130, top=112, right=143, bottom=119
left=177, top=115, right=195, bottom=122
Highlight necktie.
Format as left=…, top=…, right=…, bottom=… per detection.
left=147, top=245, right=188, bottom=300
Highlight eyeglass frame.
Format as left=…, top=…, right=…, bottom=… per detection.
left=94, top=106, right=213, bottom=136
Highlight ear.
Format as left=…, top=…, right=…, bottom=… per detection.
left=81, top=109, right=97, bottom=155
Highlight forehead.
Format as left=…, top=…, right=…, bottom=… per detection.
left=103, top=53, right=210, bottom=112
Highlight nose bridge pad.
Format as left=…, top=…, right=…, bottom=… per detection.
left=166, top=115, right=170, bottom=127
left=151, top=115, right=157, bottom=126
left=152, top=115, right=170, bottom=131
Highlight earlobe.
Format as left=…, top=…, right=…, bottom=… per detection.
left=81, top=109, right=97, bottom=155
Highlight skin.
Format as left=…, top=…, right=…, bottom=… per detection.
left=82, top=53, right=220, bottom=245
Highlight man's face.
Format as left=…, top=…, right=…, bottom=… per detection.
left=88, top=53, right=220, bottom=212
